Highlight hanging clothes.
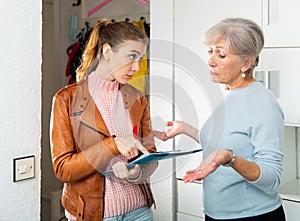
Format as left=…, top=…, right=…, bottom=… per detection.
left=65, top=23, right=92, bottom=84
left=129, top=18, right=149, bottom=93
left=140, top=16, right=150, bottom=38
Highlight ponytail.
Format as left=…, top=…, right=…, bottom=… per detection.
left=76, top=20, right=109, bottom=81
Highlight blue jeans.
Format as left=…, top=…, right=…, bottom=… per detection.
left=68, top=206, right=153, bottom=221
left=103, top=206, right=153, bottom=221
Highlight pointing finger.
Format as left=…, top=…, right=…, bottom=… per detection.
left=134, top=140, right=149, bottom=155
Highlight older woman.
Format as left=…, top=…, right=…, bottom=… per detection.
left=154, top=17, right=285, bottom=221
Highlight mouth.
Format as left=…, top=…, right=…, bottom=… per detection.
left=210, top=71, right=217, bottom=77
left=125, top=74, right=134, bottom=80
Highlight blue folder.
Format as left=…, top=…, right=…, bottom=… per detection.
left=101, top=148, right=203, bottom=176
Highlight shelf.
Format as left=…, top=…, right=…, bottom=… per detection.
left=279, top=179, right=300, bottom=202
left=284, top=122, right=300, bottom=127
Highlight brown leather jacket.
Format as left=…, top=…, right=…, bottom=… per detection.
left=50, top=78, right=157, bottom=221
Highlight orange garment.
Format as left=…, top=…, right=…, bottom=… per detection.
left=130, top=19, right=149, bottom=93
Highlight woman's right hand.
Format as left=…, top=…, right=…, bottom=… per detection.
left=114, top=136, right=149, bottom=159
left=165, top=120, right=183, bottom=138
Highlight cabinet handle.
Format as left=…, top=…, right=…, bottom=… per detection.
left=263, top=0, right=270, bottom=26
left=263, top=0, right=280, bottom=26
left=269, top=70, right=280, bottom=98
left=254, top=70, right=269, bottom=88
left=255, top=70, right=280, bottom=98
left=265, top=70, right=270, bottom=89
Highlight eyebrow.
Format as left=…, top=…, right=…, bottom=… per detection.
left=130, top=50, right=141, bottom=55
left=215, top=46, right=225, bottom=49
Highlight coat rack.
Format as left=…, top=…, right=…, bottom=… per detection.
left=87, top=0, right=150, bottom=17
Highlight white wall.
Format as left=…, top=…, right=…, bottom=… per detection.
left=0, top=0, right=42, bottom=220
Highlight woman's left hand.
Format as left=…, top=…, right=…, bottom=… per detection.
left=183, top=149, right=230, bottom=182
left=112, top=162, right=141, bottom=179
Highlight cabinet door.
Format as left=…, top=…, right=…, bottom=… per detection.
left=263, top=0, right=300, bottom=47
left=258, top=48, right=300, bottom=125
left=282, top=200, right=300, bottom=221
left=177, top=180, right=204, bottom=218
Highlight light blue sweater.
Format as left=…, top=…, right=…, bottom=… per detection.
left=199, top=81, right=284, bottom=219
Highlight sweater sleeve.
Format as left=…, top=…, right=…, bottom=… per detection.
left=248, top=93, right=284, bottom=194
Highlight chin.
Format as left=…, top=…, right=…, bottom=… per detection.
left=119, top=79, right=128, bottom=84
left=211, top=77, right=219, bottom=83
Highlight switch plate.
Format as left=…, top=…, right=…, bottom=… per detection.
left=13, top=155, right=35, bottom=182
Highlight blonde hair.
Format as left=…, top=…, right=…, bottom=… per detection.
left=76, top=19, right=148, bottom=81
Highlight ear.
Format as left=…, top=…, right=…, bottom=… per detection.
left=102, top=43, right=112, bottom=61
left=241, top=56, right=254, bottom=73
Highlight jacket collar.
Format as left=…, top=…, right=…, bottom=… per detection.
left=71, top=79, right=110, bottom=137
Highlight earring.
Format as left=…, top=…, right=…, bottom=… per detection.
left=241, top=73, right=246, bottom=78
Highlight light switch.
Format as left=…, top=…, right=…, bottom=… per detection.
left=13, top=155, right=35, bottom=182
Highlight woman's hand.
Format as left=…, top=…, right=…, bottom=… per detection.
left=165, top=120, right=183, bottom=138
left=112, top=162, right=141, bottom=180
left=183, top=149, right=230, bottom=182
left=153, top=120, right=183, bottom=141
left=152, top=130, right=169, bottom=141
left=114, top=136, right=149, bottom=159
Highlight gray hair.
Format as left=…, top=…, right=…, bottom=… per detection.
left=204, top=17, right=264, bottom=76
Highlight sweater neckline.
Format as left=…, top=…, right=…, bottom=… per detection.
left=224, top=81, right=259, bottom=94
left=89, top=71, right=119, bottom=93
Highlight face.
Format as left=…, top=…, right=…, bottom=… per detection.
left=207, top=38, right=247, bottom=87
left=106, top=40, right=146, bottom=84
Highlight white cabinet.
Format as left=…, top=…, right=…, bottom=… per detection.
left=282, top=200, right=300, bottom=221
left=263, top=0, right=300, bottom=47
left=258, top=48, right=300, bottom=125
left=177, top=180, right=204, bottom=218
left=279, top=179, right=300, bottom=221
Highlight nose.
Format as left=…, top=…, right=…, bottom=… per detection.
left=132, top=61, right=140, bottom=72
left=207, top=55, right=216, bottom=67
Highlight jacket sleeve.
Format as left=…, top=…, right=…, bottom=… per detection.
left=138, top=95, right=158, bottom=181
left=139, top=95, right=157, bottom=153
left=50, top=93, right=119, bottom=183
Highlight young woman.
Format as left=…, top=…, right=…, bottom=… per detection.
left=50, top=20, right=157, bottom=221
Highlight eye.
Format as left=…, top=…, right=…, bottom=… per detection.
left=129, top=54, right=138, bottom=61
left=219, top=53, right=226, bottom=58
